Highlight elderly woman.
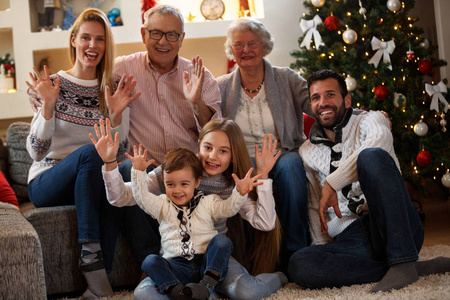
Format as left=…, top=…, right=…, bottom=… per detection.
left=217, top=17, right=311, bottom=270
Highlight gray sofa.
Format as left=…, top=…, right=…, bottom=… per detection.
left=0, top=122, right=141, bottom=299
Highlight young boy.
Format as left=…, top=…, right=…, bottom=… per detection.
left=128, top=146, right=262, bottom=299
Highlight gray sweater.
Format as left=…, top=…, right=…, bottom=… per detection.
left=217, top=59, right=311, bottom=154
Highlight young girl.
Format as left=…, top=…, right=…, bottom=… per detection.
left=91, top=118, right=287, bottom=299
left=25, top=8, right=139, bottom=299
left=128, top=146, right=261, bottom=299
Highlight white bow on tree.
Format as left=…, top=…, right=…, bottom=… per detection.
left=300, top=15, right=325, bottom=50
left=425, top=81, right=449, bottom=113
left=368, top=37, right=396, bottom=70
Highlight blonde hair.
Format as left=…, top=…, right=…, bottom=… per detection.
left=69, top=8, right=114, bottom=115
left=198, top=118, right=282, bottom=275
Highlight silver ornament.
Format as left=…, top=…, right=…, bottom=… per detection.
left=387, top=0, right=401, bottom=12
left=413, top=121, right=428, bottom=136
left=311, top=0, right=326, bottom=7
left=345, top=75, right=357, bottom=91
left=442, top=172, right=450, bottom=188
left=342, top=28, right=358, bottom=44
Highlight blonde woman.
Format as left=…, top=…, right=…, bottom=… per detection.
left=25, top=8, right=139, bottom=299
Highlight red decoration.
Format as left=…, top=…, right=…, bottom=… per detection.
left=418, top=59, right=432, bottom=75
left=416, top=150, right=432, bottom=167
left=227, top=59, right=236, bottom=74
left=406, top=50, right=415, bottom=60
left=324, top=16, right=339, bottom=31
left=374, top=85, right=389, bottom=101
left=141, top=0, right=157, bottom=24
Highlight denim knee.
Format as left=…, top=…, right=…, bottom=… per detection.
left=288, top=249, right=316, bottom=287
left=357, top=148, right=390, bottom=169
left=142, top=254, right=164, bottom=274
left=78, top=144, right=104, bottom=167
left=209, top=234, right=233, bottom=251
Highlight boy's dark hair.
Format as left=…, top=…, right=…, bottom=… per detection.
left=307, top=69, right=348, bottom=98
left=162, top=148, right=203, bottom=179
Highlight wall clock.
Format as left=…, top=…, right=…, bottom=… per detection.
left=200, top=0, right=225, bottom=20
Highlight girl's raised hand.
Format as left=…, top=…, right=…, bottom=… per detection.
left=125, top=144, right=155, bottom=172
left=89, top=118, right=119, bottom=167
left=255, top=134, right=281, bottom=179
left=105, top=74, right=141, bottom=128
left=232, top=167, right=263, bottom=196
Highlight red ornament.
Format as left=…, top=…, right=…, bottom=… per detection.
left=324, top=16, right=339, bottom=31
left=416, top=150, right=432, bottom=167
left=418, top=59, right=432, bottom=75
left=406, top=50, right=415, bottom=60
left=374, top=85, right=389, bottom=101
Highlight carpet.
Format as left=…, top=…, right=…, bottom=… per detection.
left=60, top=244, right=450, bottom=300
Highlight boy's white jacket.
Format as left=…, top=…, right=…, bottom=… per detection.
left=131, top=168, right=248, bottom=260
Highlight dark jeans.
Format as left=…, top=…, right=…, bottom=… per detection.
left=142, top=234, right=233, bottom=293
left=101, top=158, right=161, bottom=272
left=268, top=151, right=309, bottom=251
left=28, top=144, right=107, bottom=243
left=288, top=148, right=424, bottom=289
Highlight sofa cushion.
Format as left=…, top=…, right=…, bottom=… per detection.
left=6, top=122, right=32, bottom=204
left=0, top=208, right=46, bottom=299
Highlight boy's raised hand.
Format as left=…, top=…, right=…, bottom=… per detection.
left=125, top=144, right=155, bottom=172
left=89, top=118, right=119, bottom=167
left=255, top=134, right=281, bottom=179
left=232, top=168, right=263, bottom=196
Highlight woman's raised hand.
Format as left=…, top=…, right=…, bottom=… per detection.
left=105, top=74, right=141, bottom=128
left=26, top=65, right=60, bottom=120
left=232, top=167, right=263, bottom=196
left=255, top=134, right=281, bottom=179
left=125, top=144, right=155, bottom=172
left=89, top=118, right=119, bottom=169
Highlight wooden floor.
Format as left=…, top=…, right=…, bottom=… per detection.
left=410, top=181, right=450, bottom=247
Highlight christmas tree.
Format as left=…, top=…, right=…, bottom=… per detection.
left=290, top=0, right=450, bottom=197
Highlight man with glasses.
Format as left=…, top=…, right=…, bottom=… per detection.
left=115, top=4, right=221, bottom=168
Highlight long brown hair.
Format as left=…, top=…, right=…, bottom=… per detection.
left=198, top=118, right=282, bottom=275
left=68, top=8, right=114, bottom=115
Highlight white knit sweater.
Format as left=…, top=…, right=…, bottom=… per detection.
left=299, top=109, right=400, bottom=245
left=131, top=168, right=248, bottom=260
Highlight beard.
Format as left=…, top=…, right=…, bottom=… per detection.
left=313, top=104, right=347, bottom=130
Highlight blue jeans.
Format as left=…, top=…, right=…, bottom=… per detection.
left=288, top=148, right=424, bottom=289
left=135, top=257, right=287, bottom=300
left=28, top=144, right=107, bottom=243
left=141, top=234, right=233, bottom=293
left=267, top=151, right=309, bottom=251
left=101, top=158, right=161, bottom=272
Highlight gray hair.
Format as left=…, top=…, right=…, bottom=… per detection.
left=143, top=4, right=184, bottom=33
left=224, top=17, right=274, bottom=60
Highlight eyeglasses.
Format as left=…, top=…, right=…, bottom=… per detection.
left=232, top=41, right=261, bottom=50
left=145, top=29, right=182, bottom=42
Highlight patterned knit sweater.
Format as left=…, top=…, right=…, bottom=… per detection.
left=299, top=108, right=400, bottom=245
left=27, top=70, right=129, bottom=182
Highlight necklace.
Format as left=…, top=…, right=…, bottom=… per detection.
left=241, top=79, right=264, bottom=93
